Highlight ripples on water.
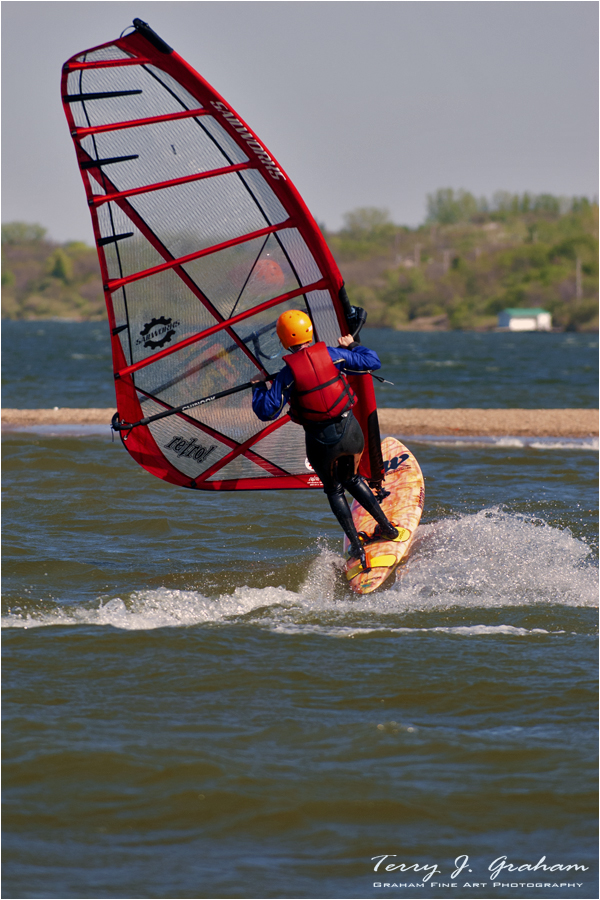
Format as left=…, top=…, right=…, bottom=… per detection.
left=2, top=324, right=598, bottom=899
left=2, top=322, right=598, bottom=409
left=3, top=434, right=598, bottom=899
left=4, top=506, right=597, bottom=633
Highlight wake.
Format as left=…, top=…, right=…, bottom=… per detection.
left=3, top=508, right=597, bottom=632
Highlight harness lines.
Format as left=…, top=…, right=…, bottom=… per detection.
left=283, top=342, right=357, bottom=425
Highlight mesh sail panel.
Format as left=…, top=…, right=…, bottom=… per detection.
left=75, top=46, right=132, bottom=63
left=61, top=22, right=375, bottom=492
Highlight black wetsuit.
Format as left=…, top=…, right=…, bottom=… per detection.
left=304, top=411, right=395, bottom=554
left=252, top=343, right=397, bottom=560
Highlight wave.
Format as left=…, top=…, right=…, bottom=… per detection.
left=4, top=429, right=598, bottom=452
left=3, top=508, right=596, bottom=633
left=405, top=435, right=599, bottom=451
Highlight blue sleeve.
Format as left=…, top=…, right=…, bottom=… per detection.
left=251, top=364, right=294, bottom=421
left=326, top=344, right=381, bottom=373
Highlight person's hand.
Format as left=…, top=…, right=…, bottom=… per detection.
left=251, top=375, right=265, bottom=384
left=338, top=334, right=355, bottom=348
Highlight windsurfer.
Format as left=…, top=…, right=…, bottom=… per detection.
left=251, top=310, right=398, bottom=571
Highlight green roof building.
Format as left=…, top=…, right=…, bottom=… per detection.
left=497, top=308, right=552, bottom=331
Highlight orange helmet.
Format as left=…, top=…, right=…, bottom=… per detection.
left=276, top=310, right=313, bottom=350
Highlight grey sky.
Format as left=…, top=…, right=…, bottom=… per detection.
left=2, top=1, right=598, bottom=243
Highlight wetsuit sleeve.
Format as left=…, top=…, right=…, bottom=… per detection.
left=327, top=344, right=382, bottom=374
left=251, top=365, right=294, bottom=421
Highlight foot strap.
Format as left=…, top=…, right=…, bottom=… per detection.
left=346, top=553, right=397, bottom=580
left=388, top=526, right=411, bottom=543
left=361, top=526, right=411, bottom=545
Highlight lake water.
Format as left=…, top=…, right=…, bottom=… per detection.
left=2, top=323, right=598, bottom=899
left=2, top=322, right=598, bottom=409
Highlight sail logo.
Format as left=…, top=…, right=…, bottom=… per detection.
left=137, top=316, right=181, bottom=350
left=164, top=436, right=216, bottom=463
left=210, top=101, right=285, bottom=181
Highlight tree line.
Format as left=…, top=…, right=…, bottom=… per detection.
left=2, top=222, right=105, bottom=320
left=2, top=190, right=598, bottom=330
left=325, top=191, right=598, bottom=331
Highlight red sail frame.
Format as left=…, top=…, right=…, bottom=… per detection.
left=61, top=23, right=381, bottom=490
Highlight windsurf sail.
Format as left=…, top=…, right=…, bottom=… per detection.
left=62, top=18, right=384, bottom=491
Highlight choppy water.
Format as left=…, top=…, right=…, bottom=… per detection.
left=2, top=325, right=598, bottom=899
left=2, top=321, right=598, bottom=409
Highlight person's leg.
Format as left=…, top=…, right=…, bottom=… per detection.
left=341, top=472, right=398, bottom=539
left=326, top=482, right=367, bottom=567
left=336, top=418, right=399, bottom=539
left=306, top=427, right=368, bottom=568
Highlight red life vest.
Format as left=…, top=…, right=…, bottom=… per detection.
left=283, top=341, right=357, bottom=424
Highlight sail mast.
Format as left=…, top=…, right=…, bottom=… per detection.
left=62, top=19, right=382, bottom=490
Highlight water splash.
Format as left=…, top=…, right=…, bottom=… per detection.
left=391, top=506, right=597, bottom=610
left=3, top=508, right=596, bottom=633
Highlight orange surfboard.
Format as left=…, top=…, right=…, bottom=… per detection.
left=344, top=437, right=425, bottom=594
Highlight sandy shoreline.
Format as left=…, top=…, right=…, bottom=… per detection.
left=2, top=407, right=597, bottom=437
left=377, top=408, right=598, bottom=438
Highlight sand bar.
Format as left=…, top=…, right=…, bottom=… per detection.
left=378, top=408, right=598, bottom=438
left=2, top=407, right=598, bottom=437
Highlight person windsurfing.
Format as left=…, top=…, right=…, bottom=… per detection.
left=251, top=310, right=399, bottom=571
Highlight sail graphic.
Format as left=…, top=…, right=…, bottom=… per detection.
left=62, top=18, right=383, bottom=491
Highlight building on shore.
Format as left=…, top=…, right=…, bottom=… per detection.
left=497, top=308, right=552, bottom=331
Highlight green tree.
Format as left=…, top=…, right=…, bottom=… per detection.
left=1, top=222, right=47, bottom=244
left=1, top=265, right=15, bottom=287
left=531, top=194, right=562, bottom=216
left=550, top=234, right=597, bottom=262
left=328, top=207, right=397, bottom=260
left=328, top=192, right=597, bottom=331
left=47, top=249, right=73, bottom=283
left=341, top=207, right=394, bottom=241
left=426, top=189, right=479, bottom=224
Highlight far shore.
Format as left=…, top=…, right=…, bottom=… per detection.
left=2, top=408, right=598, bottom=438
left=2, top=317, right=598, bottom=332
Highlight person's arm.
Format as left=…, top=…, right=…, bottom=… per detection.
left=328, top=336, right=381, bottom=373
left=251, top=365, right=294, bottom=421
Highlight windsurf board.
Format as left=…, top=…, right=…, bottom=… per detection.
left=344, top=437, right=425, bottom=594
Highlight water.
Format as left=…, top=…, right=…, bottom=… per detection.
left=2, top=321, right=598, bottom=409
left=2, top=325, right=598, bottom=899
